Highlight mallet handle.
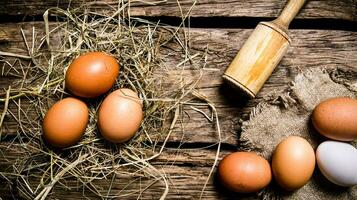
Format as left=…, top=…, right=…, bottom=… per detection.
left=274, top=0, right=306, bottom=28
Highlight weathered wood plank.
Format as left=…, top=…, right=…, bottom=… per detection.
left=0, top=143, right=244, bottom=200
left=1, top=22, right=355, bottom=72
left=1, top=22, right=355, bottom=81
left=0, top=22, right=356, bottom=145
left=0, top=166, right=256, bottom=200
left=0, top=143, right=232, bottom=169
left=0, top=0, right=355, bottom=21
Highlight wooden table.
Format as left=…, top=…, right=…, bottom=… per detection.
left=0, top=0, right=356, bottom=199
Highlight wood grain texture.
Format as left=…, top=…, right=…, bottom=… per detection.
left=223, top=22, right=291, bottom=97
left=0, top=0, right=355, bottom=21
left=0, top=22, right=356, bottom=146
left=0, top=143, right=232, bottom=169
left=274, top=0, right=307, bottom=28
left=0, top=0, right=356, bottom=198
left=0, top=166, right=258, bottom=200
left=0, top=143, right=243, bottom=200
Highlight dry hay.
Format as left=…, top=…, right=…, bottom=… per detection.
left=0, top=1, right=221, bottom=199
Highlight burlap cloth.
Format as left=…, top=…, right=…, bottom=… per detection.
left=239, top=68, right=357, bottom=200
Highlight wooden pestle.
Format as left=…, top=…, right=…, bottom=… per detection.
left=223, top=0, right=306, bottom=98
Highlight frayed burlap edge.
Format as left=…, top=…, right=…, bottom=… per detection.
left=239, top=68, right=357, bottom=200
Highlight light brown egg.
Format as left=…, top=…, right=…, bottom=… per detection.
left=98, top=88, right=143, bottom=143
left=312, top=97, right=357, bottom=141
left=43, top=97, right=89, bottom=148
left=65, top=52, right=119, bottom=98
left=272, top=136, right=315, bottom=191
left=218, top=152, right=272, bottom=193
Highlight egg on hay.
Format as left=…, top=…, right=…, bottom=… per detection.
left=65, top=52, right=120, bottom=98
left=42, top=97, right=89, bottom=148
left=98, top=88, right=143, bottom=143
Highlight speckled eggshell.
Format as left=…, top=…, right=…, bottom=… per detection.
left=312, top=97, right=357, bottom=141
left=98, top=88, right=143, bottom=143
left=65, top=52, right=119, bottom=98
left=272, top=136, right=315, bottom=191
left=218, top=152, right=272, bottom=193
left=43, top=97, right=89, bottom=148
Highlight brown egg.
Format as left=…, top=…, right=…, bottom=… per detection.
left=98, top=88, right=143, bottom=143
left=65, top=52, right=119, bottom=98
left=43, top=97, right=89, bottom=148
left=272, top=136, right=315, bottom=191
left=218, top=152, right=272, bottom=193
left=312, top=97, right=357, bottom=141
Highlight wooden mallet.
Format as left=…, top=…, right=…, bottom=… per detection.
left=223, top=0, right=306, bottom=98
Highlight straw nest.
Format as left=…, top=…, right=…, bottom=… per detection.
left=0, top=2, right=221, bottom=200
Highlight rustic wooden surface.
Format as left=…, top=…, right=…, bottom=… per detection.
left=0, top=0, right=355, bottom=21
left=0, top=0, right=356, bottom=199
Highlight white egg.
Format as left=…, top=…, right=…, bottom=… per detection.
left=316, top=141, right=357, bottom=186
